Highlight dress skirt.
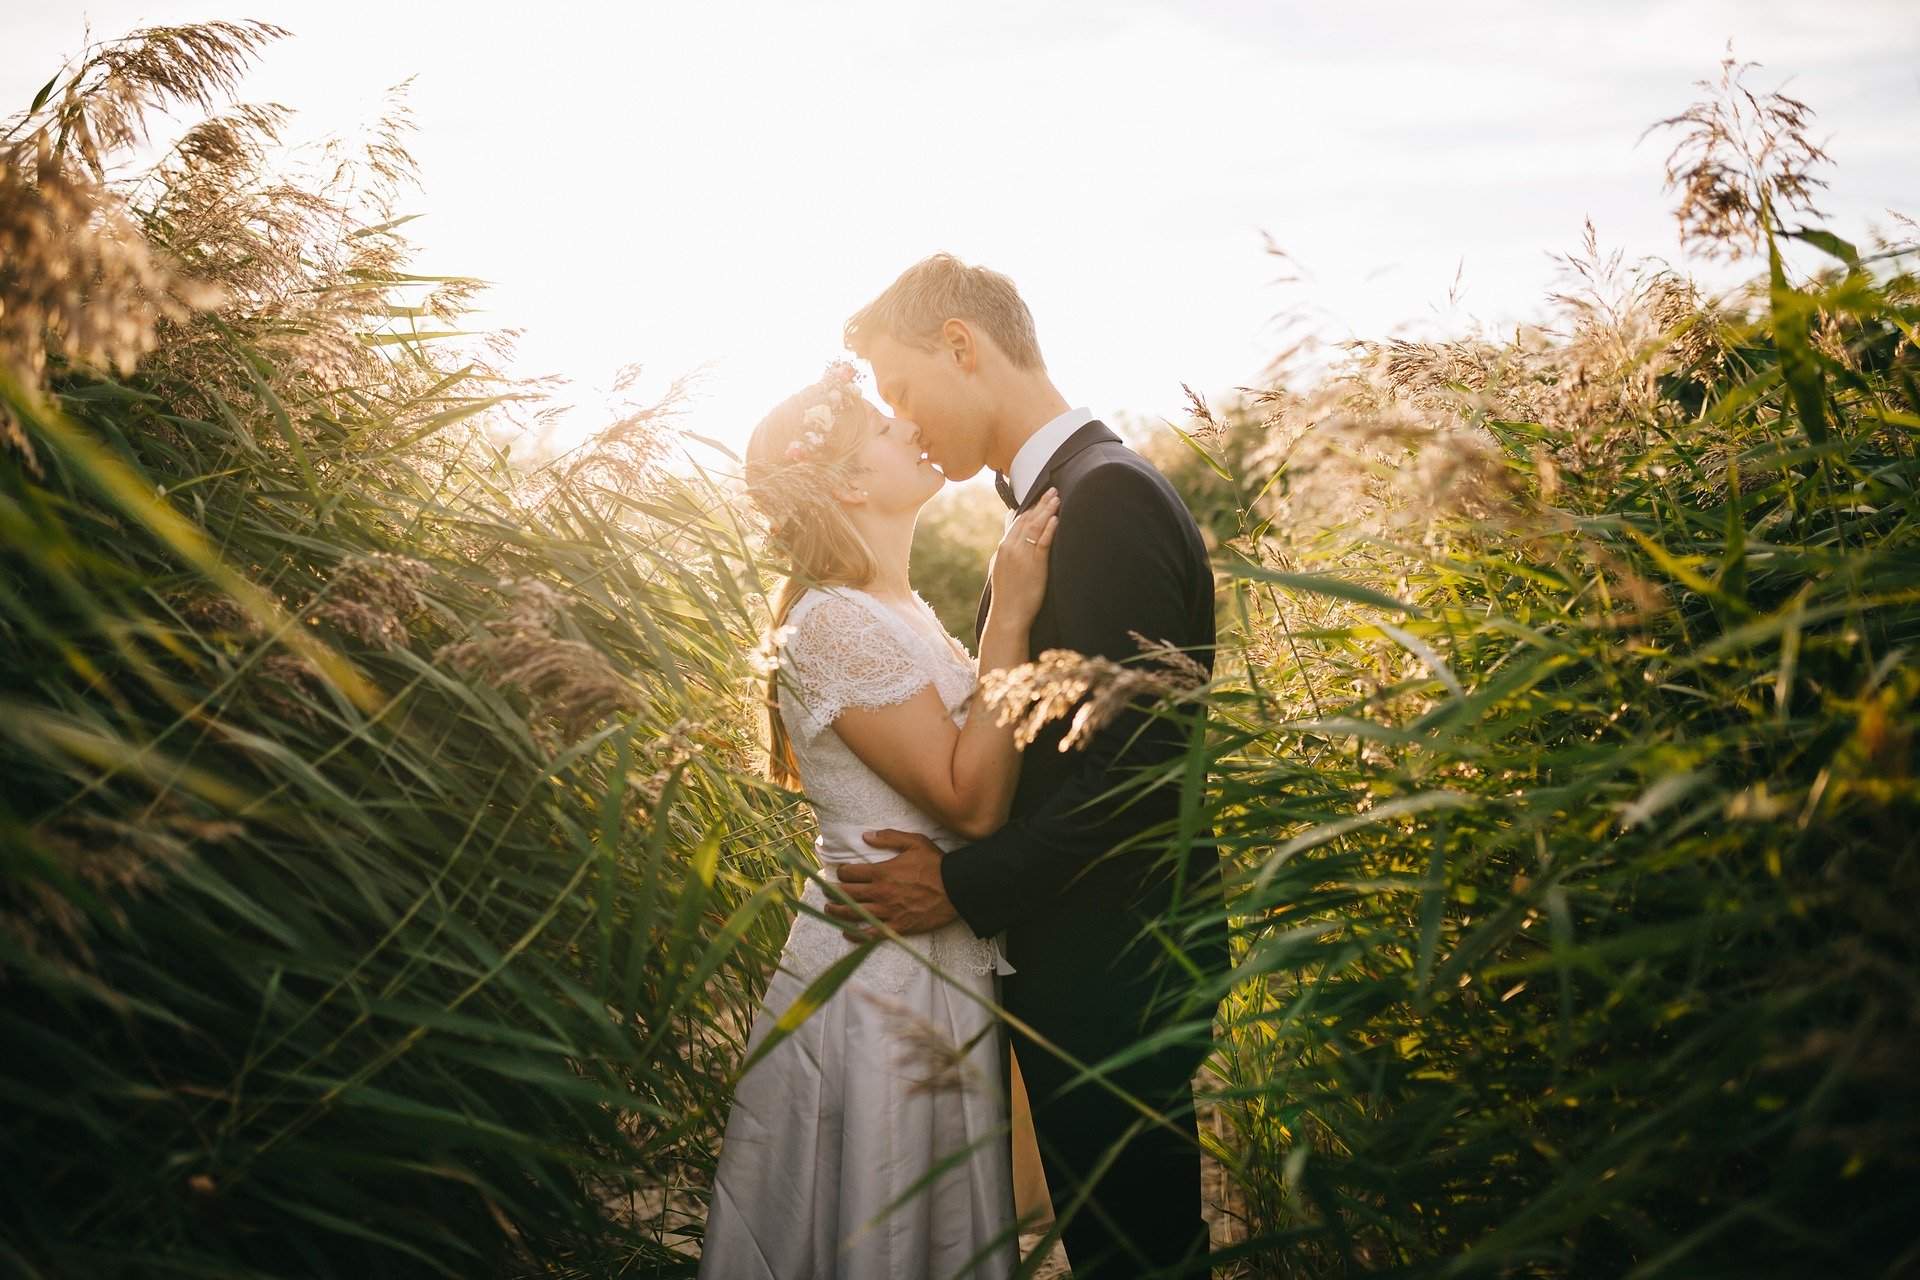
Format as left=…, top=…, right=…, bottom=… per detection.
left=699, top=891, right=1019, bottom=1280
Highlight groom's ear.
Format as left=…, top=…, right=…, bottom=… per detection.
left=940, top=318, right=978, bottom=373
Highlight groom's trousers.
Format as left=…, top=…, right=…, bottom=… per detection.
left=1010, top=1011, right=1211, bottom=1279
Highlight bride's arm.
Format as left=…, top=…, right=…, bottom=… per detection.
left=831, top=491, right=1058, bottom=839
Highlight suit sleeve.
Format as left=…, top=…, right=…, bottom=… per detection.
left=940, top=462, right=1199, bottom=937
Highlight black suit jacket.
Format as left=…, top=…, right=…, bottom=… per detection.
left=941, top=421, right=1223, bottom=1025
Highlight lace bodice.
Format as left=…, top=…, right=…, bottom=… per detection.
left=774, top=587, right=1008, bottom=990
left=779, top=588, right=977, bottom=826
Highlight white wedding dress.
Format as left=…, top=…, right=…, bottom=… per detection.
left=699, top=587, right=1018, bottom=1280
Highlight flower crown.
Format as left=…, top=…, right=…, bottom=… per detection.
left=783, top=359, right=863, bottom=462
left=750, top=360, right=867, bottom=541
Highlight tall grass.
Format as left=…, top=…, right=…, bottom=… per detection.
left=1177, top=58, right=1920, bottom=1276
left=1, top=24, right=802, bottom=1277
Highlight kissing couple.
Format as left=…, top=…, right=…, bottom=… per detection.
left=700, top=255, right=1224, bottom=1279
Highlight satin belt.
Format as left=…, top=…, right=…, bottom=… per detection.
left=809, top=820, right=1016, bottom=976
left=814, top=819, right=958, bottom=865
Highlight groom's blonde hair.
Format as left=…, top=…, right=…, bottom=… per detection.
left=844, top=253, right=1045, bottom=371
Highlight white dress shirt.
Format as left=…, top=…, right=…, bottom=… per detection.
left=1006, top=406, right=1097, bottom=506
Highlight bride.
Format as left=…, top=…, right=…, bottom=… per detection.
left=698, top=360, right=1059, bottom=1279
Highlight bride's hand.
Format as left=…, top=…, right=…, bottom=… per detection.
left=987, top=489, right=1060, bottom=625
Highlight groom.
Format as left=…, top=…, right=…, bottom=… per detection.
left=827, top=254, right=1224, bottom=1278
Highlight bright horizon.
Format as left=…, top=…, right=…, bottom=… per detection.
left=6, top=1, right=1919, bottom=484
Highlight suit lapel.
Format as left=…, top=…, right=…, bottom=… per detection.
left=972, top=420, right=1121, bottom=645
left=1012, top=421, right=1118, bottom=516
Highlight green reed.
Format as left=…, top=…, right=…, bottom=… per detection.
left=0, top=24, right=824, bottom=1277
left=1176, top=149, right=1920, bottom=1275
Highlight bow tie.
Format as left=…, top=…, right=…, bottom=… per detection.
left=993, top=469, right=1018, bottom=510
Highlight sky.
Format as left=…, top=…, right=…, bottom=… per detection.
left=5, top=0, right=1919, bottom=477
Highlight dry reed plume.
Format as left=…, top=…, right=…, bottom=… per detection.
left=858, top=990, right=988, bottom=1098
left=537, top=362, right=691, bottom=505
left=1, top=20, right=514, bottom=493
left=1651, top=49, right=1831, bottom=259
left=1229, top=57, right=1828, bottom=553
left=437, top=578, right=641, bottom=746
left=979, top=632, right=1208, bottom=752
left=6, top=802, right=242, bottom=973
left=0, top=18, right=257, bottom=470
left=306, top=553, right=431, bottom=649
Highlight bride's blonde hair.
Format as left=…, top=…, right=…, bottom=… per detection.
left=745, top=368, right=878, bottom=788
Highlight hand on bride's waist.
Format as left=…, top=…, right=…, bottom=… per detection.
left=813, top=819, right=959, bottom=868
left=814, top=828, right=962, bottom=939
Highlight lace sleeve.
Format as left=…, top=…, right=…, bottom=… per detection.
left=778, top=592, right=934, bottom=744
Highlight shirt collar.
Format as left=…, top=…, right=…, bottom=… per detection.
left=1008, top=406, right=1096, bottom=505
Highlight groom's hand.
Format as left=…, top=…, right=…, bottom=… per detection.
left=826, top=830, right=958, bottom=940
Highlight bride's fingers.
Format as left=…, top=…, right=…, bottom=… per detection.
left=1009, top=495, right=1058, bottom=546
left=1009, top=490, right=1056, bottom=527
left=1035, top=514, right=1059, bottom=549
